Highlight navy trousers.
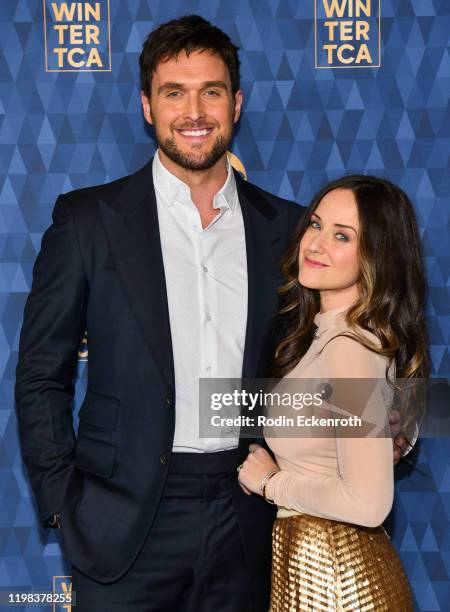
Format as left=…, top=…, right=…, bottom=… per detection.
left=71, top=450, right=271, bottom=611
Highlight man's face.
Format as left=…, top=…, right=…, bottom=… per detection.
left=141, top=50, right=242, bottom=171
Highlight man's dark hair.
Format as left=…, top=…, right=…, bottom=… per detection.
left=139, top=15, right=241, bottom=97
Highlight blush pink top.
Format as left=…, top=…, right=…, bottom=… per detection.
left=265, top=306, right=394, bottom=527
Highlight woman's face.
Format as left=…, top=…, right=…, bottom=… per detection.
left=298, top=188, right=361, bottom=296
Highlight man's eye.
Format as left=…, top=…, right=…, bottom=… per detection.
left=167, top=91, right=181, bottom=98
left=205, top=90, right=219, bottom=96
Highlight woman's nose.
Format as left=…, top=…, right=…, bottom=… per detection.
left=306, top=233, right=326, bottom=253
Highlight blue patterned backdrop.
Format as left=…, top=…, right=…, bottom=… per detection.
left=0, top=0, right=449, bottom=610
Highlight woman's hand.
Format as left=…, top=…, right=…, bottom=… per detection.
left=237, top=443, right=279, bottom=496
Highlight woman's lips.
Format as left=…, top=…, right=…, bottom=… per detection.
left=303, top=256, right=329, bottom=268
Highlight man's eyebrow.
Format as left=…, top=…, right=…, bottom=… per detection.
left=311, top=213, right=357, bottom=233
left=157, top=82, right=185, bottom=94
left=157, top=81, right=229, bottom=94
left=202, top=81, right=228, bottom=90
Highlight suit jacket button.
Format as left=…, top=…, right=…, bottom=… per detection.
left=160, top=454, right=168, bottom=465
left=165, top=396, right=173, bottom=407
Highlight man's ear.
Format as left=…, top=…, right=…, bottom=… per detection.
left=140, top=91, right=153, bottom=125
left=233, top=89, right=243, bottom=124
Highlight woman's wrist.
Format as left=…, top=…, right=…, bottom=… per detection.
left=260, top=468, right=281, bottom=504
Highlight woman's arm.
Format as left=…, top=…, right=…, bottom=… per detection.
left=265, top=336, right=394, bottom=527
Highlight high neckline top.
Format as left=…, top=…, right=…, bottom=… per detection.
left=265, top=305, right=395, bottom=526
left=313, top=305, right=351, bottom=331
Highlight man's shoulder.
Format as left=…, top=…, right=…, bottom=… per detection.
left=61, top=175, right=128, bottom=206
left=59, top=160, right=153, bottom=213
left=238, top=177, right=305, bottom=215
left=236, top=173, right=306, bottom=222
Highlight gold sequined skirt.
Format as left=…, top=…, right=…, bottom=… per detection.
left=270, top=514, right=413, bottom=611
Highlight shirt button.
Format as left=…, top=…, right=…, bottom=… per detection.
left=160, top=454, right=168, bottom=465
left=206, top=366, right=212, bottom=372
left=165, top=395, right=173, bottom=407
left=202, top=265, right=208, bottom=273
left=206, top=314, right=212, bottom=322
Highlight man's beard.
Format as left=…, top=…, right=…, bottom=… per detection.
left=157, top=131, right=230, bottom=172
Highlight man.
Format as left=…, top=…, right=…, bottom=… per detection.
left=15, top=15, right=303, bottom=612
left=15, top=14, right=408, bottom=612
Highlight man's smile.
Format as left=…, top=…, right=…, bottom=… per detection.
left=175, top=127, right=215, bottom=141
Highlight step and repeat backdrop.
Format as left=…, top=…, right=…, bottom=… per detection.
left=0, top=0, right=449, bottom=610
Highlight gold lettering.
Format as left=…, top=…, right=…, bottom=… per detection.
left=356, top=0, right=371, bottom=17
left=324, top=21, right=338, bottom=41
left=68, top=48, right=85, bottom=67
left=339, top=21, right=353, bottom=40
left=51, top=2, right=76, bottom=21
left=53, top=47, right=68, bottom=67
left=53, top=24, right=101, bottom=47
left=53, top=24, right=68, bottom=44
left=85, top=3, right=101, bottom=20
left=51, top=2, right=101, bottom=22
left=322, top=0, right=371, bottom=18
left=85, top=47, right=103, bottom=67
left=322, top=42, right=373, bottom=65
left=337, top=44, right=354, bottom=63
left=85, top=24, right=100, bottom=44
left=323, top=44, right=338, bottom=63
left=49, top=3, right=106, bottom=70
left=323, top=0, right=348, bottom=18
left=355, top=20, right=370, bottom=40
left=60, top=581, right=72, bottom=612
left=355, top=43, right=372, bottom=63
left=69, top=24, right=84, bottom=44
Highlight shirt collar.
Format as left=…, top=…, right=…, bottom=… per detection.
left=152, top=149, right=238, bottom=212
left=313, top=305, right=351, bottom=332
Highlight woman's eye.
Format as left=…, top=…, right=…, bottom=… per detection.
left=309, top=220, right=320, bottom=229
left=336, top=233, right=349, bottom=242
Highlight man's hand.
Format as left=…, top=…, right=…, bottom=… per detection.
left=237, top=444, right=279, bottom=496
left=389, top=409, right=414, bottom=465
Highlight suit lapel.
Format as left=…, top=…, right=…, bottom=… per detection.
left=99, top=161, right=175, bottom=392
left=236, top=172, right=285, bottom=380
left=98, top=161, right=286, bottom=392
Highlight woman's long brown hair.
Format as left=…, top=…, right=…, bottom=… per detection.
left=273, top=175, right=429, bottom=392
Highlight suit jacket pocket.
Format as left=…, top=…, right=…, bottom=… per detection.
left=77, top=389, right=120, bottom=429
left=74, top=433, right=116, bottom=478
left=75, top=390, right=119, bottom=477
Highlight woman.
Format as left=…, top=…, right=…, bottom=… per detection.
left=237, top=175, right=428, bottom=611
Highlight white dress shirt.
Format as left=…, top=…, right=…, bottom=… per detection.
left=152, top=150, right=248, bottom=452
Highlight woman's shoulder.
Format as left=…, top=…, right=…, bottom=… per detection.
left=319, top=327, right=388, bottom=379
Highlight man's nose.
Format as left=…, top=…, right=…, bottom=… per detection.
left=184, top=93, right=206, bottom=122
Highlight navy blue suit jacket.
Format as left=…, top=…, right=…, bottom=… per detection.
left=15, top=159, right=304, bottom=583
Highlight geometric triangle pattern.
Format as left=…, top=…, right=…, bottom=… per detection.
left=0, top=0, right=449, bottom=609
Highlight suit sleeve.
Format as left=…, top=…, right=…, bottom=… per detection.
left=15, top=194, right=88, bottom=525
